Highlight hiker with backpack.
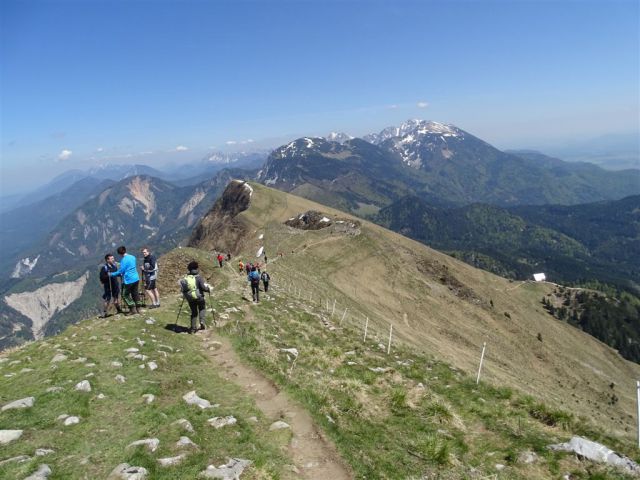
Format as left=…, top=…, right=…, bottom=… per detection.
left=217, top=253, right=224, bottom=268
left=110, top=245, right=142, bottom=315
left=248, top=266, right=261, bottom=302
left=141, top=247, right=160, bottom=309
left=179, top=261, right=212, bottom=334
left=99, top=253, right=123, bottom=317
left=260, top=270, right=270, bottom=292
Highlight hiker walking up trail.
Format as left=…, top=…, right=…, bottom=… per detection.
left=217, top=253, right=224, bottom=268
left=141, top=247, right=160, bottom=309
left=248, top=266, right=261, bottom=303
left=261, top=270, right=270, bottom=292
left=99, top=253, right=122, bottom=317
left=110, top=246, right=142, bottom=316
left=238, top=260, right=244, bottom=274
left=179, top=261, right=212, bottom=334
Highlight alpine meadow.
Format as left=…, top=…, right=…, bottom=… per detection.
left=1, top=1, right=639, bottom=479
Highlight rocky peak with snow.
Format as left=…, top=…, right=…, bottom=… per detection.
left=324, top=132, right=354, bottom=144
left=364, top=119, right=463, bottom=145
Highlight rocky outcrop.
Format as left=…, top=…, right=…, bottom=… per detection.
left=4, top=272, right=89, bottom=339
left=188, top=180, right=252, bottom=254
left=11, top=255, right=40, bottom=279
left=548, top=436, right=640, bottom=475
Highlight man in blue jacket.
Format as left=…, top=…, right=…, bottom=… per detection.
left=110, top=245, right=141, bottom=315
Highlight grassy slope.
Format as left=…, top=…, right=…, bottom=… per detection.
left=229, top=182, right=639, bottom=444
left=0, top=249, right=291, bottom=479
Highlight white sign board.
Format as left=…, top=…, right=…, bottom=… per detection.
left=533, top=273, right=546, bottom=282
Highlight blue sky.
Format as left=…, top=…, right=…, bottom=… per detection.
left=1, top=0, right=639, bottom=194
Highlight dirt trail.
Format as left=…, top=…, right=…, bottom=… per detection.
left=199, top=321, right=352, bottom=479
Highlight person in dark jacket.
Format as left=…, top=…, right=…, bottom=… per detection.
left=179, top=261, right=211, bottom=334
left=260, top=270, right=270, bottom=292
left=248, top=266, right=261, bottom=302
left=141, top=247, right=160, bottom=308
left=110, top=245, right=141, bottom=315
left=100, top=254, right=122, bottom=317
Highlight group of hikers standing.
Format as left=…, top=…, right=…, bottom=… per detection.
left=99, top=244, right=273, bottom=333
left=99, top=246, right=160, bottom=317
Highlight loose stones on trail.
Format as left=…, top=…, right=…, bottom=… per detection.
left=200, top=458, right=252, bottom=479
left=75, top=380, right=92, bottom=392
left=183, top=390, right=214, bottom=409
left=2, top=396, right=35, bottom=411
left=107, top=463, right=149, bottom=480
left=269, top=421, right=290, bottom=431
left=0, top=429, right=23, bottom=445
left=208, top=416, right=237, bottom=429
left=127, top=438, right=160, bottom=453
left=24, top=464, right=52, bottom=480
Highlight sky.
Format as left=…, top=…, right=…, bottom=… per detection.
left=1, top=0, right=639, bottom=194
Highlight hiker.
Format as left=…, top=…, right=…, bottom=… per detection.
left=179, top=261, right=211, bottom=334
left=248, top=266, right=261, bottom=302
left=264, top=252, right=268, bottom=263
left=99, top=253, right=122, bottom=317
left=261, top=270, right=270, bottom=292
left=226, top=252, right=231, bottom=262
left=245, top=262, right=251, bottom=274
left=141, top=247, right=160, bottom=308
left=217, top=253, right=224, bottom=268
left=238, top=260, right=244, bottom=274
left=110, top=245, right=142, bottom=315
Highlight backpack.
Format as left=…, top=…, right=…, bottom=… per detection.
left=99, top=265, right=110, bottom=285
left=249, top=271, right=260, bottom=286
left=182, top=274, right=199, bottom=300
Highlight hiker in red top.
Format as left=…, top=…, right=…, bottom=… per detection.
left=216, top=253, right=224, bottom=268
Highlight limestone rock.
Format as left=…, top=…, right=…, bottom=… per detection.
left=158, top=454, right=187, bottom=467
left=172, top=418, right=195, bottom=433
left=35, top=449, right=55, bottom=456
left=2, top=396, right=35, bottom=411
left=176, top=436, right=198, bottom=449
left=0, top=455, right=30, bottom=466
left=147, top=361, right=158, bottom=371
left=64, top=416, right=80, bottom=426
left=124, top=348, right=139, bottom=353
left=45, top=386, right=63, bottom=393
left=269, top=421, right=290, bottom=431
left=97, top=393, right=106, bottom=399
left=142, top=394, right=155, bottom=404
left=24, top=464, right=52, bottom=480
left=183, top=390, right=213, bottom=409
left=199, top=458, right=252, bottom=479
left=279, top=348, right=299, bottom=357
left=111, top=361, right=123, bottom=368
left=115, top=375, right=126, bottom=383
left=548, top=436, right=640, bottom=475
left=50, top=354, right=67, bottom=363
left=74, top=380, right=92, bottom=392
left=0, top=429, right=23, bottom=445
left=107, top=463, right=148, bottom=480
left=208, top=416, right=237, bottom=429
left=127, top=438, right=159, bottom=453
left=518, top=451, right=538, bottom=464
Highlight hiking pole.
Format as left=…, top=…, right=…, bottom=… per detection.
left=176, top=297, right=185, bottom=327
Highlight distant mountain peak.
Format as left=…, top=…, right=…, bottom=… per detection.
left=324, top=132, right=354, bottom=143
left=365, top=119, right=463, bottom=146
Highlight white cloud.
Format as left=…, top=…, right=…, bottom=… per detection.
left=226, top=140, right=237, bottom=145
left=240, top=139, right=254, bottom=144
left=175, top=145, right=189, bottom=151
left=387, top=104, right=399, bottom=109
left=96, top=147, right=104, bottom=152
left=58, top=149, right=72, bottom=161
left=416, top=101, right=429, bottom=109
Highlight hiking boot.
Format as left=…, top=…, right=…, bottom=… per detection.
left=188, top=328, right=197, bottom=335
left=98, top=312, right=109, bottom=319
left=116, top=307, right=123, bottom=314
left=200, top=323, right=206, bottom=330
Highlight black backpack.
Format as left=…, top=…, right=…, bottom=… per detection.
left=99, top=265, right=110, bottom=285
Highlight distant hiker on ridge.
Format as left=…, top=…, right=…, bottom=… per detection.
left=141, top=247, right=160, bottom=309
left=248, top=266, right=261, bottom=303
left=99, top=253, right=122, bottom=317
left=179, top=260, right=211, bottom=334
left=261, top=270, right=270, bottom=292
left=226, top=252, right=231, bottom=262
left=217, top=253, right=224, bottom=268
left=238, top=260, right=244, bottom=274
left=110, top=245, right=142, bottom=315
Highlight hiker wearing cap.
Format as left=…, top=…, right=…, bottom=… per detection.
left=110, top=245, right=142, bottom=315
left=179, top=261, right=211, bottom=334
left=141, top=247, right=160, bottom=309
left=99, top=253, right=122, bottom=317
left=248, top=266, right=261, bottom=302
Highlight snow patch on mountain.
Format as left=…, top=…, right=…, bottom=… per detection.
left=4, top=272, right=89, bottom=339
left=325, top=132, right=354, bottom=144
